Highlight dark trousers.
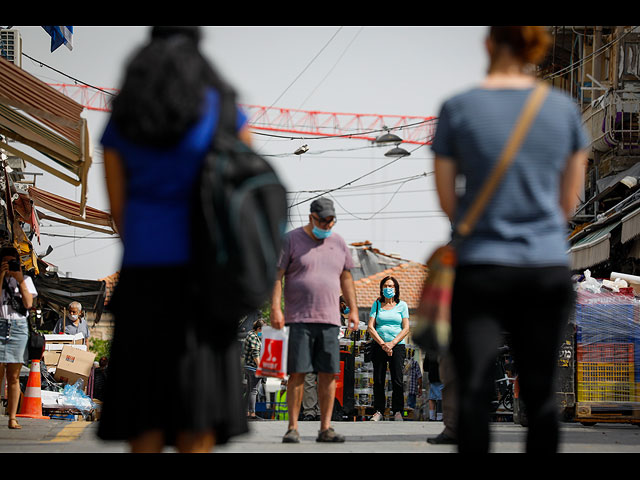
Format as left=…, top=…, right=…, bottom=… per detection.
left=450, top=265, right=574, bottom=453
left=372, top=342, right=406, bottom=414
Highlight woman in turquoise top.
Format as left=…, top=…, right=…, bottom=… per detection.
left=367, top=276, right=410, bottom=421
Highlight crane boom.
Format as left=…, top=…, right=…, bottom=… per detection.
left=47, top=83, right=436, bottom=145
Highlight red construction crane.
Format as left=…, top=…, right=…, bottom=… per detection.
left=47, top=83, right=436, bottom=145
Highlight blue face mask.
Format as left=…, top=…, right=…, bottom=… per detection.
left=312, top=225, right=332, bottom=239
left=343, top=306, right=350, bottom=314
left=257, top=332, right=262, bottom=337
left=383, top=287, right=395, bottom=299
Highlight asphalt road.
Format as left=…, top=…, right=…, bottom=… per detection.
left=1, top=417, right=639, bottom=453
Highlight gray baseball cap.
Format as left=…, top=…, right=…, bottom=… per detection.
left=310, top=197, right=336, bottom=218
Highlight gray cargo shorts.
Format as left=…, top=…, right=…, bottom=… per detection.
left=287, top=323, right=341, bottom=374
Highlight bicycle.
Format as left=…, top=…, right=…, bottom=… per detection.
left=492, top=345, right=516, bottom=412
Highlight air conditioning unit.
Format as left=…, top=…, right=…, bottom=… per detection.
left=0, top=29, right=22, bottom=67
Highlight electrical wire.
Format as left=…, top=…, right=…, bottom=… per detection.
left=287, top=171, right=432, bottom=195
left=251, top=117, right=437, bottom=143
left=253, top=27, right=343, bottom=126
left=52, top=240, right=120, bottom=262
left=22, top=51, right=116, bottom=97
left=322, top=187, right=436, bottom=198
left=327, top=174, right=423, bottom=221
left=39, top=232, right=119, bottom=239
left=287, top=212, right=447, bottom=221
left=287, top=146, right=421, bottom=209
left=296, top=27, right=363, bottom=110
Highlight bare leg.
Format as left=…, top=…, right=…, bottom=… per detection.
left=317, top=372, right=336, bottom=432
left=129, top=430, right=165, bottom=453
left=286, top=373, right=305, bottom=431
left=6, top=364, right=22, bottom=429
left=176, top=431, right=216, bottom=453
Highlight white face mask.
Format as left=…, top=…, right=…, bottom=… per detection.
left=69, top=314, right=79, bottom=321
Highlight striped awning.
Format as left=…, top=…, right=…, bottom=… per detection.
left=621, top=205, right=640, bottom=244
left=28, top=186, right=116, bottom=235
left=569, top=220, right=621, bottom=270
left=0, top=56, right=92, bottom=216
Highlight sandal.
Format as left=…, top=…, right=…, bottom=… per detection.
left=8, top=418, right=22, bottom=430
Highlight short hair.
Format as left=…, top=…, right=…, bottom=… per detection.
left=69, top=301, right=83, bottom=312
left=253, top=319, right=265, bottom=331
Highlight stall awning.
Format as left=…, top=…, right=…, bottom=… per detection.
left=0, top=56, right=92, bottom=216
left=621, top=205, right=640, bottom=244
left=33, top=273, right=107, bottom=323
left=569, top=220, right=621, bottom=270
left=28, top=186, right=117, bottom=235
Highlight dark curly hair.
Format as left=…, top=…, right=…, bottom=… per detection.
left=110, top=26, right=232, bottom=148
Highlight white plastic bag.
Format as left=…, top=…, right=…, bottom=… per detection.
left=256, top=326, right=289, bottom=379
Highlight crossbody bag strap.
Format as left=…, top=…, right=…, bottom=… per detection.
left=455, top=83, right=550, bottom=237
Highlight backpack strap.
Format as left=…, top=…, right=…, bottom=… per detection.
left=215, top=84, right=239, bottom=139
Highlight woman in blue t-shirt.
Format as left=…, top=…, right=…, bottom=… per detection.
left=367, top=276, right=410, bottom=421
left=432, top=26, right=589, bottom=453
left=97, top=26, right=250, bottom=453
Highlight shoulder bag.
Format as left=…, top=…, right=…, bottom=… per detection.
left=27, top=317, right=46, bottom=361
left=363, top=300, right=380, bottom=362
left=412, top=83, right=550, bottom=355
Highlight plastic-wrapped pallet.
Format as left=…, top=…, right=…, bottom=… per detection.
left=573, top=277, right=640, bottom=411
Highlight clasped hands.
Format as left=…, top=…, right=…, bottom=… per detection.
left=381, top=341, right=394, bottom=356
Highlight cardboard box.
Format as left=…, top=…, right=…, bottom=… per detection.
left=44, top=343, right=88, bottom=367
left=43, top=350, right=61, bottom=367
left=54, top=345, right=96, bottom=388
left=44, top=333, right=85, bottom=345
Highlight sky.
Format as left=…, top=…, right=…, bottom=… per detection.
left=8, top=26, right=489, bottom=280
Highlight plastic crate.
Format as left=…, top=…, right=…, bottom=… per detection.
left=577, top=362, right=635, bottom=384
left=577, top=381, right=635, bottom=402
left=576, top=343, right=634, bottom=363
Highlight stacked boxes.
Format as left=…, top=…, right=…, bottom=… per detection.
left=42, top=333, right=96, bottom=392
left=343, top=324, right=375, bottom=408
left=574, top=290, right=639, bottom=409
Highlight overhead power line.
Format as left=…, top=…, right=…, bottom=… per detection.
left=288, top=144, right=429, bottom=209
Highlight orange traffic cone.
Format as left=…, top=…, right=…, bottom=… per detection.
left=16, top=359, right=49, bottom=420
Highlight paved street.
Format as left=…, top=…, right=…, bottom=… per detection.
left=1, top=417, right=638, bottom=453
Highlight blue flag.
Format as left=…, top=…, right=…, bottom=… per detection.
left=42, top=26, right=73, bottom=52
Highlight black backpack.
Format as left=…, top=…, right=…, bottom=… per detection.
left=191, top=86, right=288, bottom=327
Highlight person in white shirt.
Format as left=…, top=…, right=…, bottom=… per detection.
left=0, top=246, right=36, bottom=430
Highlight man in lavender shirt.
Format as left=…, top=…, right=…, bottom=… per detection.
left=271, top=197, right=359, bottom=443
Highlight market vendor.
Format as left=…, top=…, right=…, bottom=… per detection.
left=53, top=301, right=90, bottom=342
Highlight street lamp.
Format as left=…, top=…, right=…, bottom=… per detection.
left=374, top=126, right=403, bottom=145
left=384, top=146, right=410, bottom=157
